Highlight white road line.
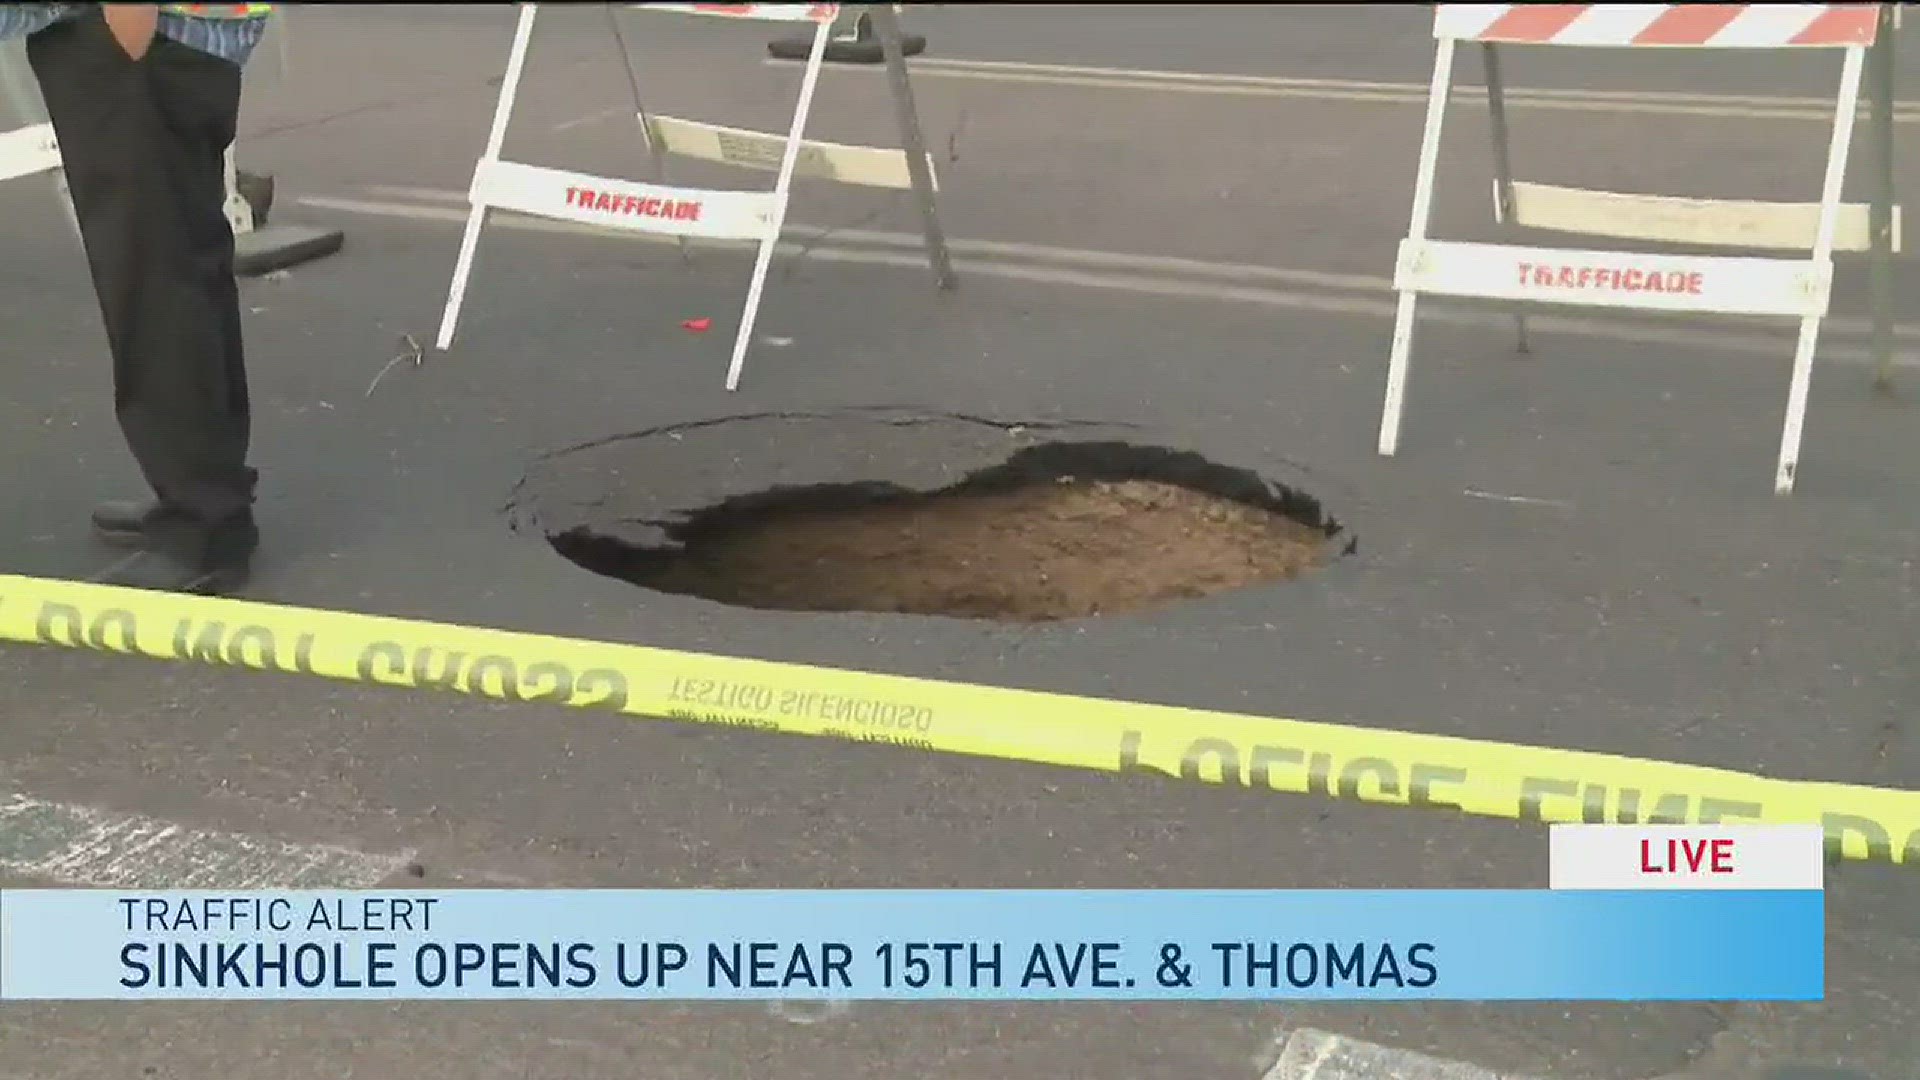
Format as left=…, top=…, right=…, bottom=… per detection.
left=357, top=184, right=1392, bottom=292
left=1266, top=1028, right=1524, bottom=1080
left=905, top=57, right=1846, bottom=105
left=1463, top=489, right=1574, bottom=509
left=0, top=793, right=411, bottom=889
left=554, top=106, right=631, bottom=133
left=297, top=191, right=1920, bottom=367
left=784, top=56, right=1920, bottom=122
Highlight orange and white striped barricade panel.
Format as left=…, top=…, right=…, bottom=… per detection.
left=1435, top=4, right=1878, bottom=48
left=437, top=3, right=946, bottom=390
left=1378, top=4, right=1884, bottom=495
left=643, top=3, right=836, bottom=21
left=636, top=3, right=907, bottom=39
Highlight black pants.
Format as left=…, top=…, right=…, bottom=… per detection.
left=29, top=12, right=257, bottom=563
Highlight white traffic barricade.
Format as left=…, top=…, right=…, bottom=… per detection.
left=437, top=2, right=954, bottom=390
left=1377, top=3, right=1889, bottom=495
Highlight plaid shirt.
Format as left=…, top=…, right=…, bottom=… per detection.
left=0, top=4, right=267, bottom=65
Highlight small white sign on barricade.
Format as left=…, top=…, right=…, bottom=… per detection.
left=0, top=120, right=59, bottom=185
left=1377, top=3, right=1886, bottom=495
left=471, top=159, right=777, bottom=241
left=1396, top=240, right=1832, bottom=319
left=436, top=2, right=952, bottom=390
left=646, top=115, right=938, bottom=191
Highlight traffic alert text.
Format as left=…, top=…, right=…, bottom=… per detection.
left=110, top=896, right=1439, bottom=996
left=122, top=895, right=437, bottom=934
left=1549, top=824, right=1825, bottom=890
left=114, top=937, right=1441, bottom=994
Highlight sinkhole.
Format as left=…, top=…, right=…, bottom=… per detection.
left=547, top=440, right=1350, bottom=623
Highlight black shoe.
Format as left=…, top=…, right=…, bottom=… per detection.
left=93, top=501, right=259, bottom=557
left=89, top=549, right=250, bottom=597
left=91, top=500, right=171, bottom=547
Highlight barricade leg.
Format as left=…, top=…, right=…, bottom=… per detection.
left=1378, top=37, right=1457, bottom=457
left=1482, top=42, right=1529, bottom=355
left=222, top=147, right=252, bottom=236
left=872, top=3, right=953, bottom=290
left=213, top=9, right=343, bottom=276
left=1868, top=7, right=1897, bottom=392
left=436, top=205, right=494, bottom=352
left=603, top=4, right=693, bottom=265
left=724, top=17, right=832, bottom=391
left=436, top=4, right=540, bottom=352
left=1774, top=44, right=1867, bottom=495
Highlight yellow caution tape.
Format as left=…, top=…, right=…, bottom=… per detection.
left=2, top=572, right=1915, bottom=866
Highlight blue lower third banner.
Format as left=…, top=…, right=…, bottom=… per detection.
left=0, top=889, right=1822, bottom=1001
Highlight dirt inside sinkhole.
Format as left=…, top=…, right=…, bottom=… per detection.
left=553, top=461, right=1343, bottom=622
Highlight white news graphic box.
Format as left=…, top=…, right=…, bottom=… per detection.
left=1550, top=825, right=1824, bottom=890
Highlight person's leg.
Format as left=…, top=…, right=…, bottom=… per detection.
left=29, top=12, right=257, bottom=591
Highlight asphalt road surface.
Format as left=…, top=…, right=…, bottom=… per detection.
left=2, top=6, right=1917, bottom=1079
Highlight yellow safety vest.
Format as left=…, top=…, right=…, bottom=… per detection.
left=158, top=4, right=274, bottom=18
